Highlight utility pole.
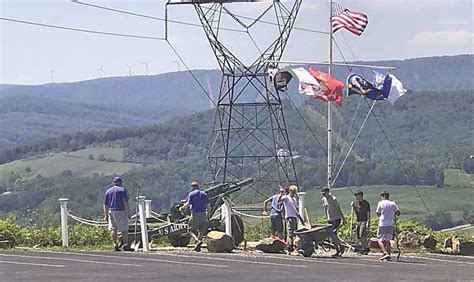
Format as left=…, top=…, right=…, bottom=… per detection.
left=50, top=70, right=55, bottom=84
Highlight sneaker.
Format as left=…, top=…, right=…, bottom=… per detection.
left=339, top=247, right=345, bottom=256
left=194, top=241, right=202, bottom=252
left=385, top=256, right=392, bottom=261
left=113, top=244, right=121, bottom=252
left=122, top=245, right=134, bottom=252
left=379, top=254, right=391, bottom=261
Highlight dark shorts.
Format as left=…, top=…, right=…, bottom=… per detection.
left=287, top=217, right=298, bottom=236
left=270, top=214, right=284, bottom=233
left=328, top=218, right=342, bottom=235
left=189, top=212, right=209, bottom=235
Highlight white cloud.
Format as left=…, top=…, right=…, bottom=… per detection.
left=414, top=30, right=473, bottom=44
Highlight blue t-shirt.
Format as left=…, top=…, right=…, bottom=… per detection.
left=185, top=190, right=210, bottom=213
left=269, top=195, right=283, bottom=217
left=104, top=185, right=129, bottom=211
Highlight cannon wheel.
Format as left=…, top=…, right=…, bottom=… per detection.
left=169, top=234, right=191, bottom=247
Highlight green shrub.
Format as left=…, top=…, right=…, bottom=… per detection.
left=0, top=215, right=110, bottom=248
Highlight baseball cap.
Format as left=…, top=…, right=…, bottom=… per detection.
left=380, top=191, right=389, bottom=196
left=321, top=187, right=330, bottom=193
left=354, top=190, right=363, bottom=196
left=113, top=176, right=122, bottom=183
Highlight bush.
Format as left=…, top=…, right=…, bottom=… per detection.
left=0, top=214, right=110, bottom=247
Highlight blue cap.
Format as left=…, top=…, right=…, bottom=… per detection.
left=113, top=176, right=122, bottom=183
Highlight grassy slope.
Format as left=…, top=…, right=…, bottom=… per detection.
left=0, top=147, right=141, bottom=180
left=303, top=185, right=474, bottom=220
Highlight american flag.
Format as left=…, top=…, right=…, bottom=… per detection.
left=331, top=2, right=368, bottom=36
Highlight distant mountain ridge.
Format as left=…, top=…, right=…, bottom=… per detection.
left=0, top=54, right=471, bottom=149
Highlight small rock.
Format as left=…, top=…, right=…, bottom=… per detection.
left=206, top=231, right=235, bottom=253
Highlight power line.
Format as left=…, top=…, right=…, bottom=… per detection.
left=72, top=0, right=246, bottom=33
left=166, top=40, right=217, bottom=107
left=72, top=0, right=328, bottom=35
left=363, top=99, right=433, bottom=217
left=0, top=17, right=166, bottom=41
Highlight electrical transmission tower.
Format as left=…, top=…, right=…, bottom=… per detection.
left=167, top=0, right=302, bottom=195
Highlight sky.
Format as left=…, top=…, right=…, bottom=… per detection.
left=0, top=0, right=472, bottom=85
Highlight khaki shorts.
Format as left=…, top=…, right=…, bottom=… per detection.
left=108, top=210, right=129, bottom=232
left=189, top=212, right=209, bottom=235
left=377, top=226, right=393, bottom=241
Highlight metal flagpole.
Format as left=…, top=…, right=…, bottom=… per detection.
left=327, top=0, right=334, bottom=189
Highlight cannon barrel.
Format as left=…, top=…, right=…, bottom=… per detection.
left=205, top=178, right=254, bottom=199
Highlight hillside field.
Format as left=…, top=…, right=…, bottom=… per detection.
left=303, top=185, right=474, bottom=221
left=0, top=147, right=141, bottom=181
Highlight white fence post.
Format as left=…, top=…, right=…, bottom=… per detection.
left=222, top=199, right=232, bottom=236
left=298, top=192, right=306, bottom=225
left=58, top=198, right=69, bottom=248
left=145, top=199, right=152, bottom=218
left=137, top=196, right=150, bottom=252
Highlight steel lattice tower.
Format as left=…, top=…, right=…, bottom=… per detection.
left=168, top=0, right=302, bottom=195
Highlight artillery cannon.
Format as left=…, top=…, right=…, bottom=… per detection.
left=128, top=178, right=253, bottom=247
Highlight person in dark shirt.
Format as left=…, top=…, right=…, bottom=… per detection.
left=351, top=190, right=371, bottom=255
left=104, top=176, right=131, bottom=251
left=180, top=181, right=210, bottom=252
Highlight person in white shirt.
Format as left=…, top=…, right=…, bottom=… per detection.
left=279, top=185, right=301, bottom=254
left=376, top=191, right=400, bottom=261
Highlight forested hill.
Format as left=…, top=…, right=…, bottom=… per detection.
left=0, top=55, right=471, bottom=150
left=0, top=89, right=472, bottom=218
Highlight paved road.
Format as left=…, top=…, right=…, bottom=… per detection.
left=0, top=250, right=473, bottom=281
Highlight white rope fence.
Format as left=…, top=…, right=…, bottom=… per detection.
left=68, top=213, right=108, bottom=227
left=231, top=209, right=269, bottom=219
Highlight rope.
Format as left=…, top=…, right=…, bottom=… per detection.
left=331, top=100, right=376, bottom=186
left=68, top=214, right=108, bottom=227
left=231, top=209, right=269, bottom=219
left=283, top=90, right=327, bottom=154
left=363, top=99, right=433, bottom=217
left=333, top=97, right=362, bottom=177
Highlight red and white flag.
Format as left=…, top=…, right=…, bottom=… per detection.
left=331, top=2, right=368, bottom=36
left=292, top=68, right=324, bottom=97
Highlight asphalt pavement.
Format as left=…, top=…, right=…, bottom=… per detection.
left=0, top=249, right=473, bottom=281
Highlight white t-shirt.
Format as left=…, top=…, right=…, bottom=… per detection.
left=376, top=200, right=399, bottom=227
left=283, top=195, right=299, bottom=219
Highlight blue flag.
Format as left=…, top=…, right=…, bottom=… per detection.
left=347, top=73, right=391, bottom=101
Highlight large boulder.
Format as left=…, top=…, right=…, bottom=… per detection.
left=446, top=236, right=474, bottom=255
left=398, top=231, right=437, bottom=250
left=255, top=237, right=286, bottom=253
left=206, top=231, right=235, bottom=253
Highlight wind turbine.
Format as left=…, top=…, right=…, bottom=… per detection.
left=126, top=64, right=134, bottom=77
left=141, top=61, right=151, bottom=76
left=50, top=70, right=54, bottom=84
left=172, top=61, right=180, bottom=72
left=97, top=65, right=105, bottom=78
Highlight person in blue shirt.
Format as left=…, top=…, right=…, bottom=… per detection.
left=180, top=181, right=210, bottom=252
left=262, top=186, right=285, bottom=239
left=104, top=176, right=132, bottom=251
